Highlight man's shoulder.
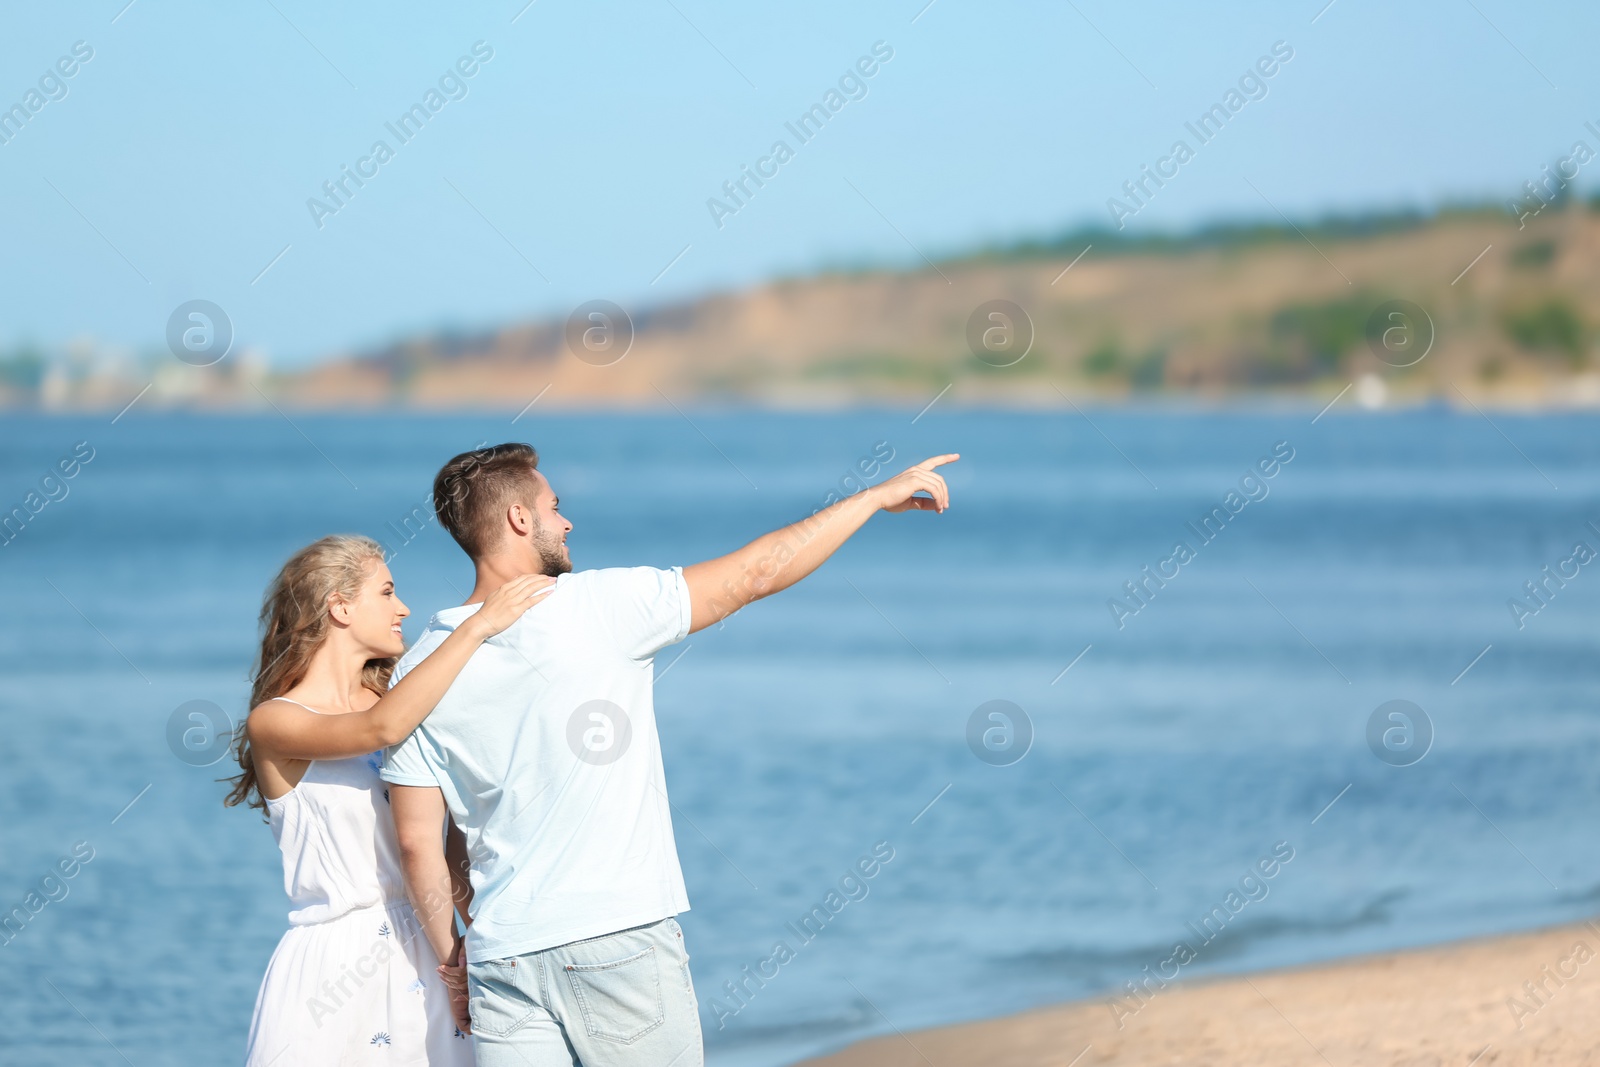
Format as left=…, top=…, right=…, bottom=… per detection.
left=393, top=609, right=472, bottom=678
left=403, top=618, right=458, bottom=652
left=567, top=565, right=683, bottom=593
left=561, top=566, right=687, bottom=619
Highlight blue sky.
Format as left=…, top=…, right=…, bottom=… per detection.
left=1, top=0, right=1595, bottom=365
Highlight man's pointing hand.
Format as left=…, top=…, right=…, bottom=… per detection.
left=870, top=454, right=960, bottom=514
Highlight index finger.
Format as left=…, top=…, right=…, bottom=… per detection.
left=915, top=453, right=960, bottom=471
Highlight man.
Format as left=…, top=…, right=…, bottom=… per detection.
left=384, top=441, right=956, bottom=1066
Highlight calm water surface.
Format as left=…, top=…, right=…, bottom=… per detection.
left=1, top=408, right=1597, bottom=1066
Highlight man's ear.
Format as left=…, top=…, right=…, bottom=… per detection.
left=506, top=502, right=534, bottom=537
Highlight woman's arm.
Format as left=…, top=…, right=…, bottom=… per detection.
left=438, top=815, right=476, bottom=1026
left=248, top=574, right=552, bottom=762
left=444, top=816, right=474, bottom=926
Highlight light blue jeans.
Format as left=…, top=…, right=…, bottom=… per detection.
left=467, top=917, right=703, bottom=1067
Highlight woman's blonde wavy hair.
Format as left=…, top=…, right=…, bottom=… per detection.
left=222, top=535, right=395, bottom=816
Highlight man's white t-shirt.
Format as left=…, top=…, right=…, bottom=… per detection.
left=381, top=566, right=692, bottom=963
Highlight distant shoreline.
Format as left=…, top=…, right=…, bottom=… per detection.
left=7, top=207, right=1597, bottom=415
left=5, top=391, right=1600, bottom=417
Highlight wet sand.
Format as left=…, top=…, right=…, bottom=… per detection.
left=795, top=921, right=1600, bottom=1067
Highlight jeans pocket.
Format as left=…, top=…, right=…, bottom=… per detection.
left=564, top=945, right=665, bottom=1044
left=468, top=957, right=536, bottom=1038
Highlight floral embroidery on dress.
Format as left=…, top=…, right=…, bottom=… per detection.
left=377, top=921, right=391, bottom=938
left=407, top=978, right=426, bottom=994
left=370, top=1032, right=391, bottom=1046
left=383, top=788, right=390, bottom=805
left=453, top=1027, right=467, bottom=1039
left=365, top=752, right=383, bottom=774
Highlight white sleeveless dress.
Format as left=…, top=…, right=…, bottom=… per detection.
left=243, top=700, right=472, bottom=1066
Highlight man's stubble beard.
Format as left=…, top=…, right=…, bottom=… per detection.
left=533, top=521, right=571, bottom=576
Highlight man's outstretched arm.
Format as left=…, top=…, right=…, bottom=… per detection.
left=683, top=454, right=958, bottom=633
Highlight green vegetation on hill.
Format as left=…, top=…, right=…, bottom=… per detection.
left=8, top=198, right=1600, bottom=408
left=1502, top=299, right=1588, bottom=367
left=950, top=203, right=1512, bottom=267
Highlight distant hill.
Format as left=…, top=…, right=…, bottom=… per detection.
left=10, top=200, right=1600, bottom=411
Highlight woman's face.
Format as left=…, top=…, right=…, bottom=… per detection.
left=340, top=559, right=409, bottom=657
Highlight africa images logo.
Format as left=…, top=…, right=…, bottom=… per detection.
left=306, top=42, right=495, bottom=229
left=706, top=41, right=895, bottom=230
left=1106, top=40, right=1294, bottom=230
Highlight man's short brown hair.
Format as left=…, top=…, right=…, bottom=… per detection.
left=432, top=443, right=541, bottom=558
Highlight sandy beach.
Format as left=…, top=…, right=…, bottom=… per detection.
left=796, top=922, right=1600, bottom=1067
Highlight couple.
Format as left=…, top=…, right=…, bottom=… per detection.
left=231, top=441, right=957, bottom=1066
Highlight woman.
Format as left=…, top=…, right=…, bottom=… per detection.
left=228, top=535, right=552, bottom=1065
